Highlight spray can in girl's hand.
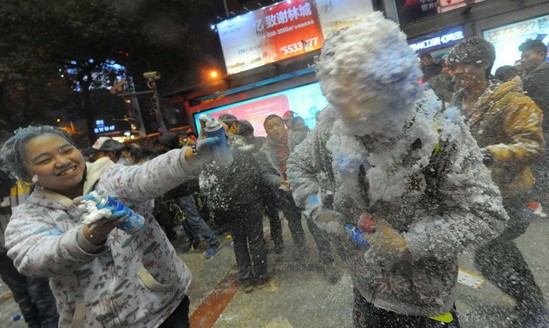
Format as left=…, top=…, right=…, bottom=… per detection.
left=82, top=192, right=145, bottom=234
left=97, top=196, right=145, bottom=233
left=199, top=115, right=234, bottom=166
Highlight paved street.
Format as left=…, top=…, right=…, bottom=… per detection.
left=0, top=215, right=548, bottom=327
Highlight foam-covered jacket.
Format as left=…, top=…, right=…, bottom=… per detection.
left=257, top=130, right=307, bottom=189
left=200, top=138, right=263, bottom=210
left=5, top=149, right=201, bottom=327
left=452, top=78, right=544, bottom=197
left=287, top=92, right=508, bottom=317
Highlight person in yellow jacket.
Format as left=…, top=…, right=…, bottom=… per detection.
left=448, top=37, right=546, bottom=327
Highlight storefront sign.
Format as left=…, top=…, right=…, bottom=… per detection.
left=94, top=119, right=116, bottom=134
left=409, top=26, right=465, bottom=53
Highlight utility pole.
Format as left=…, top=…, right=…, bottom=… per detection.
left=111, top=78, right=147, bottom=136
left=143, top=71, right=167, bottom=134
left=222, top=0, right=229, bottom=17
left=126, top=77, right=147, bottom=136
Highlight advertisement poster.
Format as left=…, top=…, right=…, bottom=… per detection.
left=395, top=0, right=487, bottom=24
left=483, top=14, right=549, bottom=73
left=395, top=0, right=438, bottom=25
left=217, top=0, right=372, bottom=75
left=315, top=0, right=373, bottom=36
left=438, top=0, right=486, bottom=13
left=194, top=82, right=328, bottom=136
left=218, top=0, right=324, bottom=75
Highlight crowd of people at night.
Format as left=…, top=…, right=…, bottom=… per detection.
left=0, top=11, right=549, bottom=328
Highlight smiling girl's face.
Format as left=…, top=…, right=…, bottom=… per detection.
left=24, top=133, right=85, bottom=198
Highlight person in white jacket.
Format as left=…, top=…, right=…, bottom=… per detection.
left=286, top=12, right=509, bottom=328
left=0, top=125, right=214, bottom=327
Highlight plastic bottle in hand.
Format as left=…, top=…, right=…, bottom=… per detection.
left=95, top=196, right=145, bottom=233
left=199, top=114, right=234, bottom=166
left=343, top=214, right=376, bottom=249
left=344, top=224, right=371, bottom=249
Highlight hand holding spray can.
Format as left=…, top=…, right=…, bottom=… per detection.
left=198, top=114, right=234, bottom=166
left=82, top=193, right=145, bottom=234
left=343, top=214, right=376, bottom=249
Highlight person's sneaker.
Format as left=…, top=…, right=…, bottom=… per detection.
left=255, top=276, right=271, bottom=288
left=203, top=242, right=221, bottom=259
left=190, top=238, right=201, bottom=251
left=241, top=280, right=254, bottom=293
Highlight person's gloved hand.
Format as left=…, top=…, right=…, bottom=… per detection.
left=480, top=148, right=494, bottom=166
left=279, top=179, right=290, bottom=191
left=190, top=138, right=213, bottom=162
left=365, top=223, right=407, bottom=253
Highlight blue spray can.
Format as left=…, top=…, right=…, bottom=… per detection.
left=199, top=115, right=234, bottom=166
left=96, top=196, right=145, bottom=234
left=344, top=224, right=371, bottom=249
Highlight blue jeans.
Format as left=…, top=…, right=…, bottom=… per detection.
left=0, top=252, right=59, bottom=328
left=176, top=195, right=218, bottom=246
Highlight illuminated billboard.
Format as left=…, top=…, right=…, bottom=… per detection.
left=217, top=0, right=373, bottom=75
left=408, top=26, right=465, bottom=53
left=483, top=14, right=549, bottom=73
left=193, top=82, right=328, bottom=136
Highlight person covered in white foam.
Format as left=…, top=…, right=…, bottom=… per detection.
left=287, top=12, right=509, bottom=328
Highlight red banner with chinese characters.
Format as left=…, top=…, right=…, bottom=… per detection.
left=257, top=0, right=324, bottom=62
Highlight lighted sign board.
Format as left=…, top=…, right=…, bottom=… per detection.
left=408, top=26, right=465, bottom=53
left=194, top=82, right=328, bottom=136
left=483, top=14, right=549, bottom=73
left=217, top=0, right=372, bottom=75
left=438, top=0, right=486, bottom=13
left=94, top=119, right=116, bottom=134
left=395, top=0, right=486, bottom=25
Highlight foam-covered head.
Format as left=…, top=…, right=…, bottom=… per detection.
left=447, top=37, right=495, bottom=77
left=315, top=12, right=422, bottom=137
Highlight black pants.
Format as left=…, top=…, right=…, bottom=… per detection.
left=353, top=289, right=460, bottom=328
left=263, top=197, right=283, bottom=248
left=0, top=252, right=59, bottom=328
left=159, top=295, right=190, bottom=328
left=475, top=195, right=546, bottom=319
left=279, top=192, right=334, bottom=263
left=227, top=202, right=269, bottom=283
